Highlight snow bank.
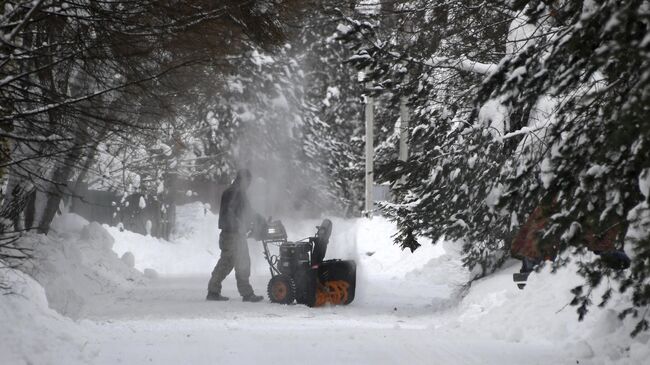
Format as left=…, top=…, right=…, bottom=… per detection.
left=0, top=263, right=91, bottom=364
left=447, top=257, right=650, bottom=364
left=107, top=202, right=221, bottom=276
left=12, top=213, right=145, bottom=318
left=0, top=211, right=149, bottom=363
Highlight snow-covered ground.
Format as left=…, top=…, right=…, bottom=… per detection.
left=1, top=202, right=648, bottom=364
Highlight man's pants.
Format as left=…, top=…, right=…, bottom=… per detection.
left=207, top=231, right=254, bottom=297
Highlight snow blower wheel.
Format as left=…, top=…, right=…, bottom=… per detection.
left=267, top=275, right=296, bottom=304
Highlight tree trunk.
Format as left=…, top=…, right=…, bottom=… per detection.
left=37, top=146, right=83, bottom=234
left=23, top=190, right=36, bottom=230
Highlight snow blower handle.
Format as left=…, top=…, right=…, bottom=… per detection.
left=311, top=219, right=332, bottom=266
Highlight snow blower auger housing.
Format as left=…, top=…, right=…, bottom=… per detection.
left=252, top=218, right=356, bottom=307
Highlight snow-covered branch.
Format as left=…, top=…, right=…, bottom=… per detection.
left=2, top=0, right=45, bottom=42
left=425, top=56, right=497, bottom=75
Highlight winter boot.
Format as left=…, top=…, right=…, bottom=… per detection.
left=242, top=293, right=264, bottom=302
left=513, top=257, right=540, bottom=290
left=206, top=292, right=229, bottom=301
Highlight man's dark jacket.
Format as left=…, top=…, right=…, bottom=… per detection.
left=218, top=182, right=252, bottom=234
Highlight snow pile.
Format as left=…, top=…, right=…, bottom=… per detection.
left=11, top=213, right=145, bottom=318
left=0, top=263, right=91, bottom=364
left=447, top=257, right=650, bottom=364
left=0, top=211, right=150, bottom=363
left=107, top=202, right=221, bottom=276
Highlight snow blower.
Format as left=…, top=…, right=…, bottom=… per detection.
left=251, top=218, right=356, bottom=307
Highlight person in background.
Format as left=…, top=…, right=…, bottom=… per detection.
left=206, top=169, right=263, bottom=302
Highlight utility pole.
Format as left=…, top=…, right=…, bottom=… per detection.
left=398, top=95, right=409, bottom=164
left=364, top=70, right=374, bottom=217
left=398, top=70, right=410, bottom=167
left=398, top=73, right=410, bottom=187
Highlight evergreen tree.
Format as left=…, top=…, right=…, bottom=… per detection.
left=339, top=0, right=650, bottom=335
left=294, top=4, right=366, bottom=215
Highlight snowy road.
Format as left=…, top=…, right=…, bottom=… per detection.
left=80, top=275, right=565, bottom=365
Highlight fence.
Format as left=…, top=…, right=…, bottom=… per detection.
left=69, top=183, right=174, bottom=240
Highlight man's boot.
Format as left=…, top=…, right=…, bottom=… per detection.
left=206, top=292, right=229, bottom=301
left=242, top=293, right=264, bottom=302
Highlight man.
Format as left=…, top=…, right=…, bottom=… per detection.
left=207, top=169, right=263, bottom=302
